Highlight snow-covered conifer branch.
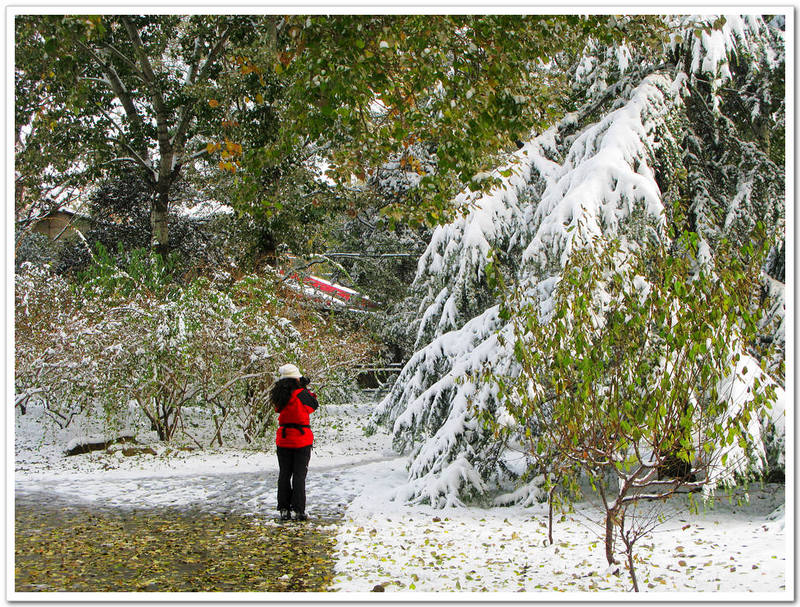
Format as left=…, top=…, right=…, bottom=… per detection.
left=373, top=14, right=785, bottom=508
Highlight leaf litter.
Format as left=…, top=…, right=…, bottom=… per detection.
left=15, top=493, right=338, bottom=592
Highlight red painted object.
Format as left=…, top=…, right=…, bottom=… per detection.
left=278, top=269, right=379, bottom=310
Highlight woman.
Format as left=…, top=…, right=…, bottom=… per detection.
left=270, top=363, right=318, bottom=521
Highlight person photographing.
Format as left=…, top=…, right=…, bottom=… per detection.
left=270, top=364, right=318, bottom=521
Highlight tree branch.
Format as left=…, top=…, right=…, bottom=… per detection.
left=92, top=102, right=156, bottom=179
left=321, top=252, right=417, bottom=259
left=180, top=146, right=211, bottom=165
left=172, top=23, right=233, bottom=167
left=121, top=16, right=173, bottom=182
left=97, top=42, right=144, bottom=76
left=76, top=40, right=149, bottom=164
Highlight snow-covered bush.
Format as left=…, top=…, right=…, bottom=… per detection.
left=15, top=263, right=104, bottom=427
left=94, top=275, right=294, bottom=444
left=372, top=15, right=785, bottom=507
left=16, top=255, right=376, bottom=447
left=14, top=230, right=59, bottom=270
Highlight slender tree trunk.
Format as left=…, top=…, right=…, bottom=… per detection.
left=547, top=483, right=557, bottom=545
left=212, top=409, right=225, bottom=447
left=619, top=511, right=639, bottom=592
left=626, top=547, right=639, bottom=592
left=151, top=187, right=170, bottom=256
left=605, top=509, right=618, bottom=566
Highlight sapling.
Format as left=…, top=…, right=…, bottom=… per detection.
left=618, top=501, right=665, bottom=591
left=487, top=232, right=778, bottom=590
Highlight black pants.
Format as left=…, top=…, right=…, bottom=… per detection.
left=276, top=445, right=312, bottom=513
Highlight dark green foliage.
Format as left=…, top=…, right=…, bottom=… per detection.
left=73, top=243, right=182, bottom=300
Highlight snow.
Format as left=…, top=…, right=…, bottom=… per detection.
left=175, top=199, right=233, bottom=219
left=13, top=397, right=789, bottom=597
left=710, top=353, right=787, bottom=484
left=411, top=135, right=549, bottom=345
left=333, top=463, right=787, bottom=595
left=310, top=156, right=337, bottom=186
left=523, top=73, right=670, bottom=270
left=12, top=13, right=789, bottom=598
left=15, top=400, right=396, bottom=511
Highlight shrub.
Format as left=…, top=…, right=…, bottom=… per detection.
left=16, top=257, right=378, bottom=447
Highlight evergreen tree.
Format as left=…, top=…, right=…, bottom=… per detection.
left=371, top=15, right=785, bottom=507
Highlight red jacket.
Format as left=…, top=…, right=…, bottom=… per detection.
left=275, top=388, right=318, bottom=448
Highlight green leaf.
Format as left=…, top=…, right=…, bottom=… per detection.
left=44, top=37, right=58, bottom=55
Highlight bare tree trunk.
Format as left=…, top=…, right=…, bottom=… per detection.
left=625, top=546, right=639, bottom=591
left=167, top=405, right=181, bottom=441
left=151, top=187, right=170, bottom=256
left=212, top=409, right=225, bottom=447
left=547, top=483, right=557, bottom=545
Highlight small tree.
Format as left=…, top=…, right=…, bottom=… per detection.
left=487, top=232, right=778, bottom=590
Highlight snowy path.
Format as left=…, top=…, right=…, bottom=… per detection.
left=15, top=402, right=397, bottom=519
left=15, top=455, right=402, bottom=519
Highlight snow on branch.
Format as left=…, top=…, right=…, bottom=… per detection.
left=411, top=131, right=562, bottom=348
left=375, top=71, right=683, bottom=506
left=374, top=15, right=785, bottom=507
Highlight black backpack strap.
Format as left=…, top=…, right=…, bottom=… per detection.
left=280, top=423, right=311, bottom=438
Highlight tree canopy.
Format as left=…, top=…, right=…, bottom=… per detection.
left=16, top=15, right=284, bottom=252
left=15, top=14, right=670, bottom=254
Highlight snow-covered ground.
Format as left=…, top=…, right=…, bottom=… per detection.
left=333, top=460, right=787, bottom=596
left=14, top=401, right=397, bottom=518
left=14, top=399, right=790, bottom=598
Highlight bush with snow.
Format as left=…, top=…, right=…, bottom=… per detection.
left=15, top=257, right=376, bottom=448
